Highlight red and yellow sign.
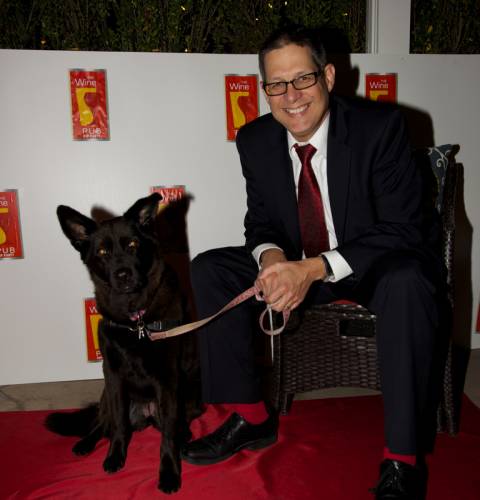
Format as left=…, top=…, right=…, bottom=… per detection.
left=365, top=73, right=397, bottom=103
left=84, top=298, right=103, bottom=361
left=150, top=185, right=186, bottom=211
left=0, top=190, right=23, bottom=259
left=70, top=69, right=110, bottom=140
left=225, top=75, right=259, bottom=141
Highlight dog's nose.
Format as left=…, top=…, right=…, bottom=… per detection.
left=114, top=268, right=132, bottom=282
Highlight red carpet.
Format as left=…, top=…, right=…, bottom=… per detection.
left=1, top=395, right=479, bottom=499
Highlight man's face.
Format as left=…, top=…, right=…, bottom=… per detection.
left=263, top=43, right=335, bottom=142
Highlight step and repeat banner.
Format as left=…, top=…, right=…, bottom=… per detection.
left=1, top=50, right=479, bottom=383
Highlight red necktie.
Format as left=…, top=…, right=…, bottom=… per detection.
left=295, top=143, right=329, bottom=257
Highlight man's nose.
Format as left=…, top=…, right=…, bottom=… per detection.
left=284, top=82, right=302, bottom=102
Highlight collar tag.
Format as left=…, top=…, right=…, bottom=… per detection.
left=136, top=320, right=151, bottom=340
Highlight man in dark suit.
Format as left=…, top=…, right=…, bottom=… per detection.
left=182, top=25, right=443, bottom=499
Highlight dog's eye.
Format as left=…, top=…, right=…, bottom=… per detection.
left=127, top=240, right=139, bottom=250
left=98, top=247, right=109, bottom=257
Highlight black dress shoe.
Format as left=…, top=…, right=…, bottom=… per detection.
left=372, top=459, right=428, bottom=500
left=181, top=412, right=278, bottom=465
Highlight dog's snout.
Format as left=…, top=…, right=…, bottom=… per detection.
left=112, top=266, right=140, bottom=293
left=114, top=268, right=132, bottom=282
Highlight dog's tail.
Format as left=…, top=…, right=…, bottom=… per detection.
left=44, top=403, right=99, bottom=437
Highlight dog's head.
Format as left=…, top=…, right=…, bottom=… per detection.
left=57, top=193, right=163, bottom=296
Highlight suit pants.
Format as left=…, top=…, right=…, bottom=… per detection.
left=191, top=245, right=446, bottom=455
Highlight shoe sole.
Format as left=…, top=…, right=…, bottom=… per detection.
left=181, top=433, right=278, bottom=466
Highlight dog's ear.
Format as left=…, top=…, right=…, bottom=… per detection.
left=124, top=193, right=162, bottom=227
left=57, top=205, right=97, bottom=252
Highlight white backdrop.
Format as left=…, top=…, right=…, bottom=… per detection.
left=1, top=49, right=479, bottom=384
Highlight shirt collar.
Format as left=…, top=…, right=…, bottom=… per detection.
left=287, top=111, right=330, bottom=158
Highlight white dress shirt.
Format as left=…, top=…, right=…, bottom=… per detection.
left=252, top=113, right=353, bottom=282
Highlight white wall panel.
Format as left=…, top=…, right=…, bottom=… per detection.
left=0, top=49, right=478, bottom=384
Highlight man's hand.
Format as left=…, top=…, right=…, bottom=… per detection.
left=255, top=253, right=328, bottom=312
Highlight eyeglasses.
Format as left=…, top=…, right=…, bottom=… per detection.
left=262, top=71, right=322, bottom=96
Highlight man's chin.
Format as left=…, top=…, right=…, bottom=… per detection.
left=289, top=126, right=315, bottom=143
left=278, top=116, right=314, bottom=141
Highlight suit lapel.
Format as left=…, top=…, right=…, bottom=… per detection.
left=327, top=97, right=351, bottom=246
left=266, top=124, right=302, bottom=257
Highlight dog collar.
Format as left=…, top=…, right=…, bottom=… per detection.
left=107, top=316, right=183, bottom=340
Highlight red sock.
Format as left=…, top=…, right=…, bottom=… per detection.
left=223, top=402, right=269, bottom=424
left=383, top=447, right=417, bottom=466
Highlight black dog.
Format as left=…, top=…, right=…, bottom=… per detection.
left=45, top=193, right=202, bottom=494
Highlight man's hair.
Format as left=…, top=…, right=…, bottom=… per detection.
left=258, top=25, right=327, bottom=82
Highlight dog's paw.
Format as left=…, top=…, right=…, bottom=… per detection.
left=158, top=469, right=181, bottom=494
left=103, top=454, right=125, bottom=474
left=72, top=438, right=95, bottom=456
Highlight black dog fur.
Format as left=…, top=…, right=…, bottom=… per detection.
left=45, top=193, right=202, bottom=494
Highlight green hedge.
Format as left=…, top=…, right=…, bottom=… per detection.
left=0, top=0, right=365, bottom=53
left=2, top=0, right=478, bottom=54
left=411, top=0, right=480, bottom=53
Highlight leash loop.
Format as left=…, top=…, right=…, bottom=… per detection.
left=258, top=303, right=290, bottom=337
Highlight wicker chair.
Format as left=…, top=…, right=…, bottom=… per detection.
left=266, top=145, right=458, bottom=435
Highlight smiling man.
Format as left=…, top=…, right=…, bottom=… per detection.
left=183, top=25, right=445, bottom=500
left=262, top=43, right=334, bottom=142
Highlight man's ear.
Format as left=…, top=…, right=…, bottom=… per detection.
left=323, top=63, right=335, bottom=93
left=124, top=192, right=163, bottom=227
left=57, top=205, right=97, bottom=252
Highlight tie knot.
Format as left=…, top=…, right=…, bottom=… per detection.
left=294, top=143, right=317, bottom=165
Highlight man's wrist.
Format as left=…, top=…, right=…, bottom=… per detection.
left=301, top=256, right=329, bottom=282
left=259, top=248, right=286, bottom=269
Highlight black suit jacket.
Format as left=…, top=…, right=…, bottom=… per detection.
left=236, top=95, right=432, bottom=281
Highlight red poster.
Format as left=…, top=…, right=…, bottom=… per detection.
left=84, top=298, right=103, bottom=362
left=225, top=75, right=259, bottom=141
left=0, top=190, right=23, bottom=259
left=365, top=73, right=397, bottom=103
left=70, top=69, right=110, bottom=140
left=150, top=185, right=186, bottom=213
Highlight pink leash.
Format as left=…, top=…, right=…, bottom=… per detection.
left=148, top=286, right=290, bottom=342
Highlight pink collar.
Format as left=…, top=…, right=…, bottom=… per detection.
left=129, top=310, right=146, bottom=322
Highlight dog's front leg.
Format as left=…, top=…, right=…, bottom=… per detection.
left=102, top=383, right=132, bottom=474
left=158, top=392, right=182, bottom=494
